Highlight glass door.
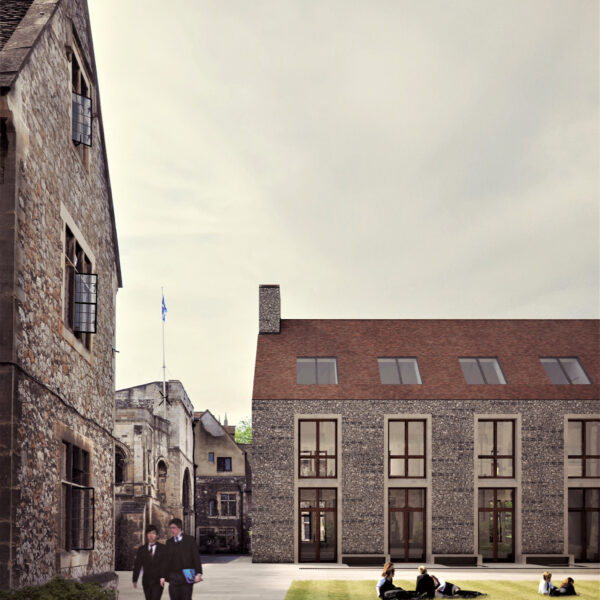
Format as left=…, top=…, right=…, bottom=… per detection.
left=389, top=488, right=426, bottom=561
left=568, top=489, right=599, bottom=562
left=478, top=488, right=514, bottom=561
left=299, top=488, right=337, bottom=562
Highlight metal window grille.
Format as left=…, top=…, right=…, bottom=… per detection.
left=74, top=273, right=97, bottom=333
left=72, top=91, right=92, bottom=147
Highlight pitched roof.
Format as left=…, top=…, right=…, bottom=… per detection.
left=252, top=318, right=599, bottom=401
left=0, top=0, right=122, bottom=287
left=0, top=0, right=58, bottom=88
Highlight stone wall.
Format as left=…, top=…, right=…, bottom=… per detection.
left=0, top=0, right=120, bottom=589
left=252, top=398, right=599, bottom=563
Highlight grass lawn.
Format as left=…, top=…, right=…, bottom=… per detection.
left=285, top=579, right=600, bottom=600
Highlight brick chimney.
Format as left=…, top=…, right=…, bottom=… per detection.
left=259, top=284, right=280, bottom=334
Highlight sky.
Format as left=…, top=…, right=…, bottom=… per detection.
left=87, top=0, right=599, bottom=425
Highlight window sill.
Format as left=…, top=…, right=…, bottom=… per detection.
left=60, top=549, right=90, bottom=569
left=61, top=323, right=93, bottom=364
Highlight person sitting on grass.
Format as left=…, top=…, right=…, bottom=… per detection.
left=376, top=562, right=425, bottom=599
left=431, top=574, right=486, bottom=598
left=539, top=571, right=555, bottom=595
left=550, top=577, right=576, bottom=596
left=416, top=566, right=437, bottom=598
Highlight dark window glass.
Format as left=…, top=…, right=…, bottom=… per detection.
left=208, top=499, right=217, bottom=516
left=388, top=420, right=426, bottom=479
left=297, top=358, right=338, bottom=384
left=389, top=488, right=425, bottom=562
left=220, top=493, right=236, bottom=516
left=115, top=449, right=125, bottom=485
left=378, top=358, right=422, bottom=384
left=61, top=441, right=94, bottom=551
left=460, top=358, right=506, bottom=384
left=477, top=420, right=514, bottom=478
left=299, top=420, right=337, bottom=478
left=208, top=452, right=214, bottom=462
left=478, top=488, right=514, bottom=562
left=568, top=488, right=600, bottom=562
left=568, top=420, right=600, bottom=478
left=217, top=457, right=232, bottom=472
left=541, top=358, right=591, bottom=384
left=298, top=488, right=337, bottom=563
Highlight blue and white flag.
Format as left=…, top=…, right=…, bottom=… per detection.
left=161, top=294, right=167, bottom=322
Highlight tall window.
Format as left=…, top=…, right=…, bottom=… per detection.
left=157, top=460, right=167, bottom=502
left=477, top=420, right=515, bottom=478
left=378, top=358, right=422, bottom=384
left=478, top=488, right=514, bottom=562
left=115, top=448, right=125, bottom=485
left=389, top=488, right=426, bottom=561
left=220, top=493, right=237, bottom=516
left=568, top=488, right=599, bottom=562
left=61, top=441, right=94, bottom=551
left=71, top=45, right=92, bottom=161
left=297, top=358, right=338, bottom=384
left=299, top=420, right=337, bottom=478
left=298, top=488, right=337, bottom=562
left=64, top=226, right=97, bottom=348
left=567, top=420, right=600, bottom=478
left=388, top=420, right=426, bottom=478
left=208, top=499, right=217, bottom=517
left=541, top=358, right=592, bottom=384
left=460, top=358, right=506, bottom=384
left=217, top=457, right=232, bottom=472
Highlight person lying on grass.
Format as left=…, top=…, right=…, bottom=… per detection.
left=376, top=562, right=426, bottom=599
left=539, top=571, right=555, bottom=595
left=431, top=573, right=485, bottom=598
left=550, top=577, right=577, bottom=596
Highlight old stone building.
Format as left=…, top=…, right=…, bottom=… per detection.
left=194, top=411, right=252, bottom=554
left=114, top=380, right=195, bottom=569
left=252, top=285, right=599, bottom=565
left=0, top=0, right=121, bottom=590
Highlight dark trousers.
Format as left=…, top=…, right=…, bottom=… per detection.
left=142, top=581, right=163, bottom=600
left=168, top=573, right=193, bottom=600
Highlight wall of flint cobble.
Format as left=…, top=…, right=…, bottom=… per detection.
left=252, top=397, right=598, bottom=563
left=0, top=0, right=119, bottom=589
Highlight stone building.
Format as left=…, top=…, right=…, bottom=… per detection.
left=0, top=0, right=121, bottom=590
left=252, top=285, right=599, bottom=565
left=114, top=380, right=195, bottom=569
left=194, top=411, right=252, bottom=554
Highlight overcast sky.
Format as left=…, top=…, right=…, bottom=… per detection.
left=88, top=0, right=599, bottom=425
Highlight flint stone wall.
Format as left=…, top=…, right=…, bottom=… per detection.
left=252, top=398, right=598, bottom=562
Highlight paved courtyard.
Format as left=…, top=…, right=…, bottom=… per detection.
left=117, top=555, right=600, bottom=600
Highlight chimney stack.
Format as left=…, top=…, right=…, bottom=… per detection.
left=259, top=285, right=280, bottom=334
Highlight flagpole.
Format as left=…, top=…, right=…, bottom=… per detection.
left=161, top=286, right=167, bottom=416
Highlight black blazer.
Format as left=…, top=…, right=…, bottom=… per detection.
left=162, top=534, right=203, bottom=580
left=416, top=574, right=436, bottom=598
left=132, top=542, right=166, bottom=584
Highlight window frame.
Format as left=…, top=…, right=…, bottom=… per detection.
left=567, top=420, right=600, bottom=478
left=70, top=38, right=92, bottom=164
left=296, top=357, right=339, bottom=384
left=61, top=441, right=94, bottom=551
left=388, top=419, right=426, bottom=479
left=540, top=358, right=592, bottom=385
left=64, top=225, right=97, bottom=349
left=298, top=419, right=338, bottom=479
left=216, top=457, right=232, bottom=472
left=477, top=419, right=515, bottom=479
left=208, top=452, right=214, bottom=463
left=568, top=488, right=600, bottom=562
left=378, top=357, right=422, bottom=384
left=388, top=487, right=426, bottom=562
left=219, top=492, right=237, bottom=517
left=459, top=357, right=507, bottom=384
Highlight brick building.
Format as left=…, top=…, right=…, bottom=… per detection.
left=194, top=411, right=252, bottom=554
left=0, top=0, right=121, bottom=590
left=114, top=381, right=195, bottom=569
left=252, top=285, right=599, bottom=565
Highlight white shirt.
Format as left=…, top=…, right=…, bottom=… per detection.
left=538, top=579, right=554, bottom=594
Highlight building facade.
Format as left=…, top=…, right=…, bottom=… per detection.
left=114, top=381, right=195, bottom=569
left=194, top=411, right=252, bottom=554
left=0, top=0, right=121, bottom=589
left=252, top=285, right=599, bottom=565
